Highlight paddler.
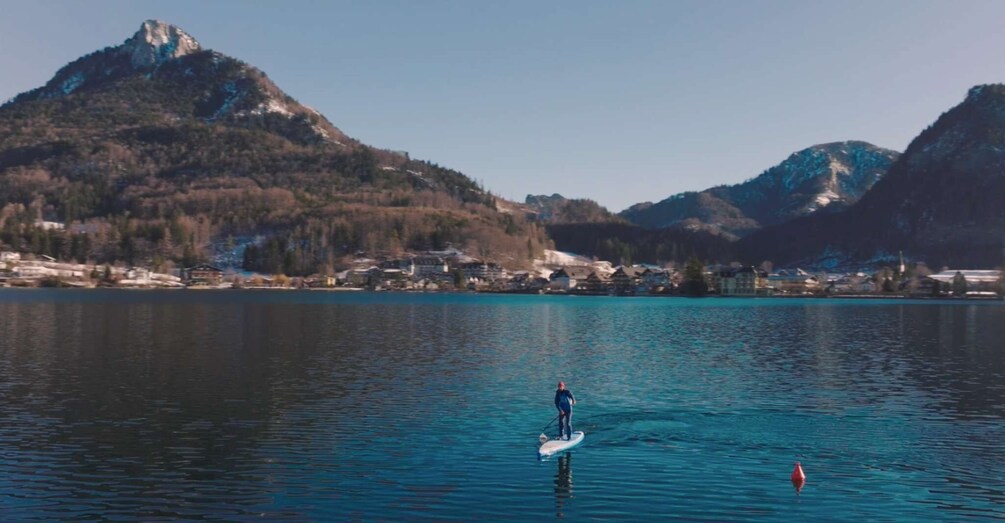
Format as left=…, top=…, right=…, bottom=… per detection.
left=554, top=381, right=576, bottom=440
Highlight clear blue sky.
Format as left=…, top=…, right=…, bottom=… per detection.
left=2, top=1, right=1004, bottom=211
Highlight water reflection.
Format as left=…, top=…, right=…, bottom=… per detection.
left=554, top=453, right=573, bottom=518
left=0, top=291, right=1004, bottom=520
left=729, top=302, right=1005, bottom=420
left=0, top=298, right=333, bottom=519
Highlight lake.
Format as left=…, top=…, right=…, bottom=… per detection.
left=1, top=290, right=1003, bottom=521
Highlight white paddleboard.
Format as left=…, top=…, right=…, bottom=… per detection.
left=538, top=431, right=585, bottom=458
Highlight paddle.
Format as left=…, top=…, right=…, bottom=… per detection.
left=538, top=414, right=560, bottom=444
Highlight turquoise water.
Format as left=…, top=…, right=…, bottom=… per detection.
left=1, top=290, right=1004, bottom=520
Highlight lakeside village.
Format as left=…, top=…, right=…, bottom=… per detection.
left=1, top=247, right=1002, bottom=299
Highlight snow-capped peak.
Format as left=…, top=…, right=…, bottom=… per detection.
left=123, top=20, right=201, bottom=69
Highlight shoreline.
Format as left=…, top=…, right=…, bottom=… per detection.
left=1, top=285, right=1001, bottom=301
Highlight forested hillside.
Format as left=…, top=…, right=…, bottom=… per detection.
left=0, top=21, right=549, bottom=274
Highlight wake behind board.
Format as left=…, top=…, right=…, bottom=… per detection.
left=538, top=431, right=585, bottom=458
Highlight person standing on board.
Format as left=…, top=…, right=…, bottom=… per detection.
left=555, top=381, right=576, bottom=440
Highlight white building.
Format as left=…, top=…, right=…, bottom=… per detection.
left=413, top=256, right=448, bottom=277
left=548, top=266, right=594, bottom=291
left=767, top=269, right=820, bottom=294
left=927, top=269, right=1002, bottom=293
left=15, top=261, right=87, bottom=279
left=15, top=263, right=55, bottom=279
left=460, top=261, right=507, bottom=282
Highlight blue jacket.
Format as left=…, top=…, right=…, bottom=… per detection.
left=555, top=389, right=575, bottom=412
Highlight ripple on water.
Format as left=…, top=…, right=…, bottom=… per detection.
left=0, top=292, right=1004, bottom=520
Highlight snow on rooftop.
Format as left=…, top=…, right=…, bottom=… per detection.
left=929, top=270, right=1002, bottom=283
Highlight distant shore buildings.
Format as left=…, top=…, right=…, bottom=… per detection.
left=0, top=248, right=1001, bottom=299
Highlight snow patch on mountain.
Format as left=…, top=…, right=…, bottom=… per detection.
left=622, top=141, right=899, bottom=237
left=541, top=249, right=589, bottom=266
left=60, top=72, right=85, bottom=95
left=246, top=97, right=292, bottom=117
left=310, top=122, right=338, bottom=143
left=211, top=82, right=242, bottom=120
left=532, top=249, right=614, bottom=278
left=830, top=159, right=848, bottom=172
left=814, top=188, right=840, bottom=207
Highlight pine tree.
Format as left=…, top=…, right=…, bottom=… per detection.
left=952, top=271, right=968, bottom=297
left=681, top=256, right=708, bottom=297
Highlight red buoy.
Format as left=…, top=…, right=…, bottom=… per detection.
left=791, top=461, right=806, bottom=494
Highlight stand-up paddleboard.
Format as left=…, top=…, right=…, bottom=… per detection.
left=538, top=431, right=585, bottom=458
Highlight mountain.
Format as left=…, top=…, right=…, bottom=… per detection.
left=523, top=194, right=625, bottom=224
left=9, top=20, right=349, bottom=147
left=0, top=21, right=549, bottom=274
left=620, top=141, right=900, bottom=240
left=518, top=195, right=738, bottom=265
left=739, top=86, right=1005, bottom=269
left=545, top=222, right=734, bottom=267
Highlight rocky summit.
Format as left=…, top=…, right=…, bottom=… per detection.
left=126, top=20, right=203, bottom=69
